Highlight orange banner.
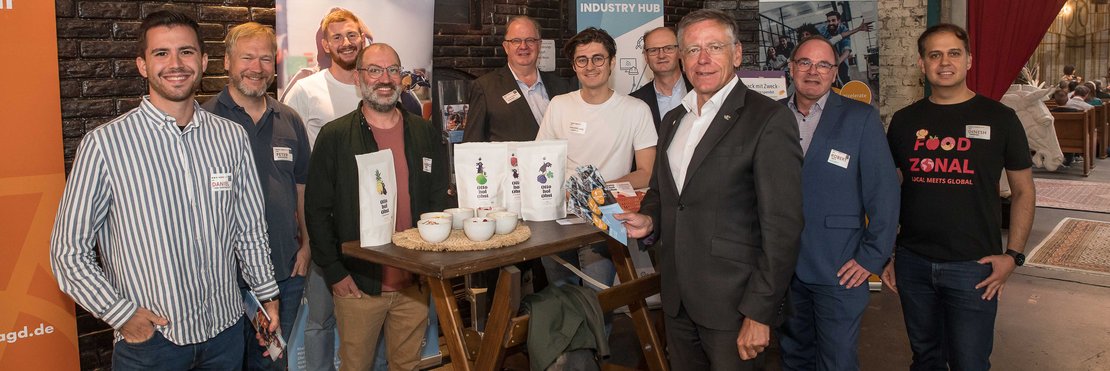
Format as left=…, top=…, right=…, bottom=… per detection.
left=0, top=0, right=81, bottom=369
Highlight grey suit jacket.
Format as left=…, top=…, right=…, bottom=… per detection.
left=639, top=81, right=804, bottom=330
left=462, top=66, right=574, bottom=142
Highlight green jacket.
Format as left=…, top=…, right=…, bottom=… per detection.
left=305, top=103, right=449, bottom=295
left=523, top=284, right=610, bottom=370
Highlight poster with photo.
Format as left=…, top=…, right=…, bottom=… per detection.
left=758, top=0, right=880, bottom=108
left=442, top=104, right=469, bottom=143
left=276, top=0, right=433, bottom=114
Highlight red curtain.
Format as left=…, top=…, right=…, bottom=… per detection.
left=967, top=0, right=1067, bottom=101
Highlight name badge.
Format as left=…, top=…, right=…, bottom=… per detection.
left=211, top=173, right=232, bottom=192
left=569, top=121, right=587, bottom=135
left=273, top=147, right=293, bottom=162
left=423, top=157, right=433, bottom=173
left=502, top=90, right=522, bottom=104
left=828, top=149, right=850, bottom=169
left=966, top=125, right=990, bottom=140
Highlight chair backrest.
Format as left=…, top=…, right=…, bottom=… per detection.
left=1051, top=111, right=1089, bottom=153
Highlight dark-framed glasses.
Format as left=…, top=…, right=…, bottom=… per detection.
left=573, top=55, right=610, bottom=68
left=645, top=44, right=679, bottom=56
left=504, top=38, right=540, bottom=47
left=356, top=65, right=403, bottom=79
left=793, top=58, right=836, bottom=74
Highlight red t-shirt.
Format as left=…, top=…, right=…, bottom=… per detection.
left=368, top=118, right=413, bottom=291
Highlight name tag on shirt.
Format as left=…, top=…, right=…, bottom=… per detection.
left=828, top=149, right=850, bottom=169
left=423, top=157, right=433, bottom=173
left=502, top=90, right=522, bottom=104
left=569, top=121, right=587, bottom=135
left=211, top=173, right=232, bottom=192
left=966, top=125, right=991, bottom=140
left=273, top=147, right=293, bottom=162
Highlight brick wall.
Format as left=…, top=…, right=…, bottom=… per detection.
left=434, top=0, right=705, bottom=81
left=55, top=1, right=275, bottom=368
left=56, top=1, right=707, bottom=369
left=876, top=0, right=927, bottom=125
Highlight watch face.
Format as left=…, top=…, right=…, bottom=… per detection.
left=1015, top=254, right=1025, bottom=266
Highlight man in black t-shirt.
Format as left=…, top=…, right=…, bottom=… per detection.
left=882, top=24, right=1035, bottom=370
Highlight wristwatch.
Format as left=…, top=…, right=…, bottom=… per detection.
left=1005, top=249, right=1025, bottom=266
left=259, top=296, right=280, bottom=305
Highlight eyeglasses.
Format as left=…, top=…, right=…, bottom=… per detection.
left=792, top=59, right=836, bottom=74
left=356, top=65, right=403, bottom=79
left=645, top=44, right=679, bottom=56
left=504, top=38, right=540, bottom=47
left=573, top=55, right=610, bottom=68
left=329, top=31, right=364, bottom=44
left=682, top=42, right=735, bottom=57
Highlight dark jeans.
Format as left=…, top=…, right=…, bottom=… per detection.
left=113, top=317, right=246, bottom=371
left=779, top=277, right=870, bottom=371
left=244, top=275, right=305, bottom=370
left=895, top=247, right=997, bottom=371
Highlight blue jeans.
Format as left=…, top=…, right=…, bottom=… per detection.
left=779, top=277, right=870, bottom=371
left=113, top=317, right=246, bottom=370
left=894, top=247, right=997, bottom=371
left=244, top=275, right=305, bottom=370
left=304, top=263, right=338, bottom=370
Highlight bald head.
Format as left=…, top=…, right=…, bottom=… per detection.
left=357, top=43, right=401, bottom=68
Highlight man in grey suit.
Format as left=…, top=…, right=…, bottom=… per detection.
left=463, top=15, right=574, bottom=142
left=617, top=9, right=804, bottom=370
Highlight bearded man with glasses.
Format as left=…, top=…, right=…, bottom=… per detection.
left=631, top=27, right=694, bottom=129
left=463, top=15, right=575, bottom=142
left=305, top=43, right=449, bottom=371
left=615, top=9, right=804, bottom=370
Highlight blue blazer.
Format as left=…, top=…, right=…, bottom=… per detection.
left=780, top=93, right=900, bottom=285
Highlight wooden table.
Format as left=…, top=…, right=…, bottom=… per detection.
left=342, top=221, right=668, bottom=371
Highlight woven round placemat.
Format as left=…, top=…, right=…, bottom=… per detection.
left=392, top=225, right=531, bottom=252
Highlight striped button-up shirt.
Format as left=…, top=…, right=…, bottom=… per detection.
left=51, top=96, right=278, bottom=345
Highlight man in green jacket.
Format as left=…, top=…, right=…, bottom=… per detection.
left=305, top=43, right=449, bottom=370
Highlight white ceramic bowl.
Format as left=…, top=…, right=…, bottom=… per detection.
left=463, top=217, right=496, bottom=242
left=488, top=211, right=519, bottom=234
left=477, top=206, right=506, bottom=218
left=444, top=208, right=474, bottom=229
left=420, top=212, right=451, bottom=221
left=416, top=218, right=451, bottom=243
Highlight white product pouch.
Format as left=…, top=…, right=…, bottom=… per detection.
left=355, top=149, right=397, bottom=246
left=517, top=140, right=568, bottom=221
left=454, top=142, right=509, bottom=209
left=505, top=142, right=524, bottom=215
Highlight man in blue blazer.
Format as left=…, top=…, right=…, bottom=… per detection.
left=776, top=36, right=900, bottom=371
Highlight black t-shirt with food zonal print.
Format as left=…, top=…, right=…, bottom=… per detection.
left=887, top=94, right=1032, bottom=261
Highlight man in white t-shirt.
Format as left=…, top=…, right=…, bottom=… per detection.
left=282, top=9, right=367, bottom=150
left=537, top=28, right=657, bottom=187
left=537, top=27, right=657, bottom=291
left=280, top=8, right=369, bottom=370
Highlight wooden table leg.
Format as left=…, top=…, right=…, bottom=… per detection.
left=429, top=277, right=473, bottom=371
left=474, top=266, right=521, bottom=370
left=608, top=239, right=669, bottom=371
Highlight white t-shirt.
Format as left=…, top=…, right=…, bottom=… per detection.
left=537, top=90, right=658, bottom=182
left=281, top=69, right=362, bottom=150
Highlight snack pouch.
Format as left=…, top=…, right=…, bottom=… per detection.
left=355, top=149, right=397, bottom=246
left=516, top=140, right=568, bottom=221
left=454, top=142, right=509, bottom=209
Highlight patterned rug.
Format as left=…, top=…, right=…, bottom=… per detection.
left=1033, top=178, right=1110, bottom=214
left=1027, top=218, right=1110, bottom=275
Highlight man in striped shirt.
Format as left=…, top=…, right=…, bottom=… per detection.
left=50, top=10, right=280, bottom=370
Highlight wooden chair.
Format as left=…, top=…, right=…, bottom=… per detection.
left=1051, top=110, right=1092, bottom=176
left=1098, top=104, right=1109, bottom=158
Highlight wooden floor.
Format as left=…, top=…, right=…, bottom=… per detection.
left=426, top=156, right=1110, bottom=371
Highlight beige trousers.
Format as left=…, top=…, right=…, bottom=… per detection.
left=333, top=284, right=429, bottom=371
